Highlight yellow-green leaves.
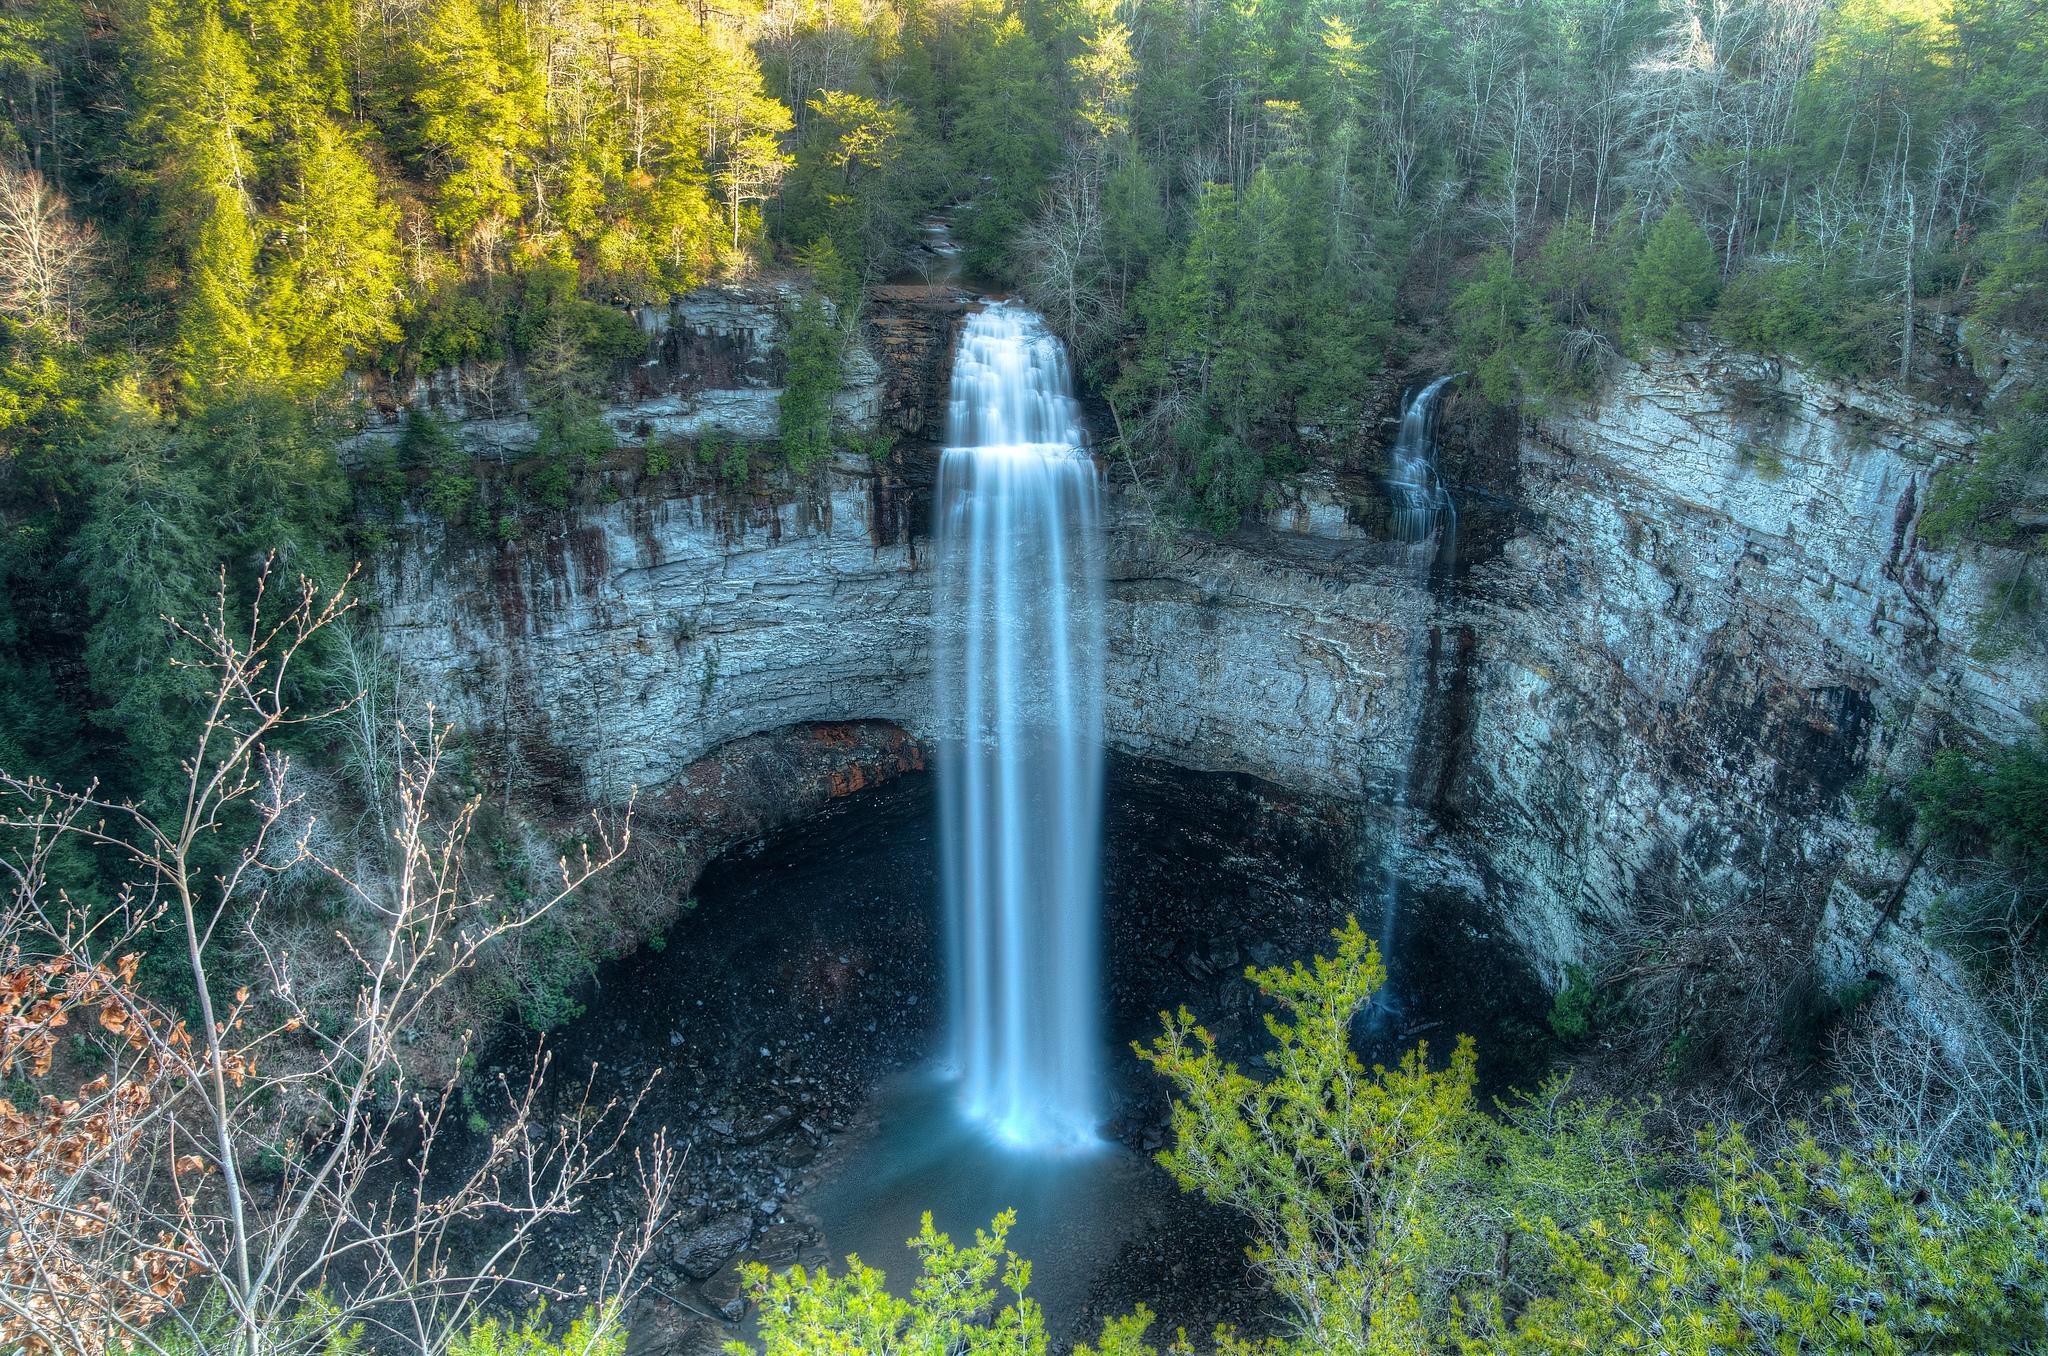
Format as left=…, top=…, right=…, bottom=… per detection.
left=731, top=1210, right=1048, bottom=1356
left=1138, top=916, right=1480, bottom=1355
left=1473, top=1126, right=2048, bottom=1355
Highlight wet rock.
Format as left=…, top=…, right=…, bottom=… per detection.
left=674, top=1211, right=752, bottom=1280
left=699, top=1257, right=750, bottom=1322
left=754, top=1222, right=817, bottom=1265
left=738, top=1105, right=798, bottom=1145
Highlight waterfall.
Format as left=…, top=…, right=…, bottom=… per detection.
left=1370, top=375, right=1459, bottom=1037
left=1386, top=374, right=1459, bottom=561
left=934, top=302, right=1106, bottom=1149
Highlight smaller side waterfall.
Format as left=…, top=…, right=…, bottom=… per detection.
left=1371, top=376, right=1460, bottom=1037
left=934, top=302, right=1106, bottom=1150
left=1386, top=373, right=1460, bottom=563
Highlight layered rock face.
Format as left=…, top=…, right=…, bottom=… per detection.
left=1437, top=348, right=2043, bottom=980
left=369, top=287, right=2040, bottom=996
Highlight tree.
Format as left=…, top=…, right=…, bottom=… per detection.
left=264, top=120, right=403, bottom=384
left=1137, top=916, right=1479, bottom=1352
left=1972, top=177, right=2048, bottom=330
left=0, top=160, right=97, bottom=338
left=1623, top=199, right=1718, bottom=347
left=159, top=13, right=282, bottom=396
left=0, top=567, right=673, bottom=1356
left=1467, top=1127, right=2048, bottom=1355
left=404, top=0, right=539, bottom=268
left=720, top=129, right=794, bottom=254
left=777, top=291, right=840, bottom=473
left=730, top=1211, right=1049, bottom=1356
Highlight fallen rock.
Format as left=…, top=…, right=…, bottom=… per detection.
left=737, top=1105, right=798, bottom=1145
left=754, top=1222, right=817, bottom=1265
left=674, top=1211, right=752, bottom=1280
left=699, top=1257, right=750, bottom=1322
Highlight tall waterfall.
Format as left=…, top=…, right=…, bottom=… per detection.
left=934, top=302, right=1105, bottom=1149
left=1370, top=376, right=1459, bottom=1036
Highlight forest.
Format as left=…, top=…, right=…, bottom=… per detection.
left=1, top=0, right=2046, bottom=807
left=1, top=0, right=2046, bottom=1349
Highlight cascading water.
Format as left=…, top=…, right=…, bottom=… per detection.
left=1369, top=376, right=1459, bottom=1037
left=934, top=301, right=1105, bottom=1149
left=1387, top=375, right=1460, bottom=561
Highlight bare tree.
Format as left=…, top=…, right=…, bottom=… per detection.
left=1018, top=159, right=1116, bottom=361
left=0, top=160, right=100, bottom=339
left=1835, top=911, right=2048, bottom=1191
left=0, top=564, right=672, bottom=1356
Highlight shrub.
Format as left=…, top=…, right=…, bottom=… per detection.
left=448, top=1304, right=623, bottom=1356
left=1545, top=962, right=1605, bottom=1040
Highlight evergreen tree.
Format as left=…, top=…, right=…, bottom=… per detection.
left=778, top=292, right=840, bottom=473
left=1623, top=199, right=1719, bottom=347
left=403, top=0, right=540, bottom=267
left=265, top=119, right=403, bottom=383
left=161, top=12, right=282, bottom=395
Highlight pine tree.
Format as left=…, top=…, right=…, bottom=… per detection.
left=405, top=0, right=539, bottom=267
left=265, top=119, right=403, bottom=383
left=1624, top=199, right=1718, bottom=347
left=158, top=11, right=283, bottom=395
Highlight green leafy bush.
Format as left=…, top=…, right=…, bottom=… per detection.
left=448, top=1304, right=623, bottom=1356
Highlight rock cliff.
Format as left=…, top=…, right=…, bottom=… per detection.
left=368, top=286, right=2042, bottom=1013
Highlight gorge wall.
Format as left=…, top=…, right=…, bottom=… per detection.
left=366, top=284, right=2043, bottom=1012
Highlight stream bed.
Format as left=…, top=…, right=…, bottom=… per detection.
left=485, top=757, right=1546, bottom=1352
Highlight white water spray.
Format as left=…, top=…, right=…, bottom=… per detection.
left=935, top=302, right=1105, bottom=1149
left=1370, top=375, right=1459, bottom=1037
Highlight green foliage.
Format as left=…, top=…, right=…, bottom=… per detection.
left=1736, top=439, right=1787, bottom=479
left=505, top=918, right=595, bottom=1031
left=778, top=293, right=841, bottom=474
left=264, top=119, right=404, bottom=382
left=407, top=289, right=506, bottom=374
left=398, top=406, right=480, bottom=521
left=733, top=926, right=2048, bottom=1356
left=1713, top=249, right=1895, bottom=377
left=1453, top=225, right=1618, bottom=412
left=1136, top=916, right=1479, bottom=1351
left=1544, top=963, right=1607, bottom=1042
left=1466, top=1128, right=2048, bottom=1355
left=1923, top=391, right=2047, bottom=549
left=448, top=1304, right=624, bottom=1356
left=1972, top=178, right=2048, bottom=331
left=1909, top=730, right=2048, bottom=886
left=1118, top=166, right=1390, bottom=532
left=695, top=431, right=755, bottom=488
left=1623, top=201, right=1719, bottom=348
left=1716, top=253, right=1827, bottom=358
left=728, top=1211, right=1050, bottom=1356
left=948, top=14, right=1060, bottom=280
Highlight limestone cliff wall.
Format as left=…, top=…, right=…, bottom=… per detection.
left=1438, top=347, right=2043, bottom=983
left=368, top=292, right=2041, bottom=1009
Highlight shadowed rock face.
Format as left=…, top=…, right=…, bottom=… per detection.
left=368, top=287, right=2043, bottom=1033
